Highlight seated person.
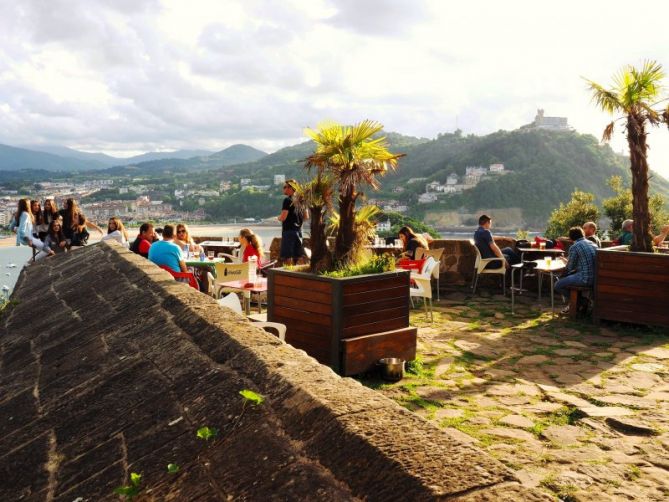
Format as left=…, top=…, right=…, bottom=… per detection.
left=617, top=219, right=669, bottom=246
left=70, top=214, right=90, bottom=247
left=130, top=222, right=155, bottom=258
left=35, top=220, right=69, bottom=260
left=148, top=224, right=187, bottom=273
left=101, top=216, right=129, bottom=247
left=474, top=214, right=520, bottom=268
left=239, top=228, right=263, bottom=266
left=174, top=223, right=202, bottom=256
left=618, top=219, right=633, bottom=245
left=555, top=226, right=597, bottom=308
left=398, top=226, right=428, bottom=260
left=583, top=221, right=601, bottom=248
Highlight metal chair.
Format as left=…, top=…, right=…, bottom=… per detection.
left=470, top=239, right=506, bottom=295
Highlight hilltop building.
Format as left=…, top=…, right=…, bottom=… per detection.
left=530, top=109, right=570, bottom=130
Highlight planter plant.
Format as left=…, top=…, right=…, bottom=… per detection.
left=267, top=120, right=417, bottom=375
left=587, top=61, right=669, bottom=327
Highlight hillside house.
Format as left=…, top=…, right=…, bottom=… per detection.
left=446, top=173, right=458, bottom=185
left=489, top=163, right=504, bottom=173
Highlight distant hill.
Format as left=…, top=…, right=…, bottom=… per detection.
left=21, top=145, right=118, bottom=168
left=384, top=129, right=669, bottom=227
left=122, top=149, right=214, bottom=165
left=207, top=144, right=267, bottom=165
left=0, top=143, right=97, bottom=171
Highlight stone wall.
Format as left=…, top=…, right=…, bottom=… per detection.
left=0, top=242, right=548, bottom=500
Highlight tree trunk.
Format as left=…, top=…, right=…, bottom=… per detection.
left=335, top=185, right=356, bottom=265
left=626, top=114, right=653, bottom=252
left=309, top=205, right=331, bottom=273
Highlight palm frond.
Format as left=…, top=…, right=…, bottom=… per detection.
left=585, top=79, right=623, bottom=114
left=602, top=121, right=615, bottom=142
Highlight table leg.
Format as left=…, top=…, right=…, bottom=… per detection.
left=550, top=271, right=554, bottom=315
left=511, top=266, right=515, bottom=314
left=538, top=272, right=543, bottom=300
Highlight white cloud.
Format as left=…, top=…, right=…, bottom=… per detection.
left=0, top=0, right=669, bottom=177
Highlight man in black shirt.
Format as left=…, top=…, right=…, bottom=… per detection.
left=277, top=179, right=307, bottom=265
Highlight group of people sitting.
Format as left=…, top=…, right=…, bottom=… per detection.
left=11, top=198, right=265, bottom=283
left=11, top=197, right=105, bottom=259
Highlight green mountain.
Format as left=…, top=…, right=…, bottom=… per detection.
left=0, top=143, right=98, bottom=171
left=207, top=144, right=267, bottom=165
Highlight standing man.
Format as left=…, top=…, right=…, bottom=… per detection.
left=555, top=227, right=597, bottom=311
left=278, top=179, right=307, bottom=265
left=582, top=221, right=601, bottom=248
left=130, top=222, right=156, bottom=258
left=148, top=224, right=187, bottom=273
left=473, top=214, right=519, bottom=269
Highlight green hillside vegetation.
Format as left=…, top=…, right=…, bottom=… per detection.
left=380, top=129, right=669, bottom=227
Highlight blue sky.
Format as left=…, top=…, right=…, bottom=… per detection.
left=1, top=0, right=669, bottom=177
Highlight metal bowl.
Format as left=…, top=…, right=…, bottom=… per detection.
left=378, top=358, right=405, bottom=382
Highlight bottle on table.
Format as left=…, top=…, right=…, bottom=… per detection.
left=183, top=244, right=190, bottom=259
left=248, top=256, right=257, bottom=285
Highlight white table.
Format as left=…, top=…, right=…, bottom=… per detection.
left=534, top=259, right=566, bottom=314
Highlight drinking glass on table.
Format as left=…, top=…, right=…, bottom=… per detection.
left=546, top=256, right=552, bottom=266
left=539, top=242, right=546, bottom=250
left=207, top=250, right=214, bottom=260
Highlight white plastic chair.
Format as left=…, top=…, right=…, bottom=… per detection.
left=217, top=293, right=286, bottom=341
left=416, top=248, right=444, bottom=300
left=410, top=257, right=439, bottom=321
left=470, top=239, right=506, bottom=295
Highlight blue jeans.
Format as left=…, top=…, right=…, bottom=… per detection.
left=555, top=272, right=590, bottom=297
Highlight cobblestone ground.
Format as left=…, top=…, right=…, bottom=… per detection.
left=360, top=290, right=669, bottom=501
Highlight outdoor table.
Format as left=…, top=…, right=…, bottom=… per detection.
left=200, top=240, right=241, bottom=259
left=217, top=278, right=268, bottom=314
left=516, top=247, right=565, bottom=292
left=365, top=245, right=403, bottom=256
left=185, top=257, right=227, bottom=278
left=534, top=258, right=566, bottom=315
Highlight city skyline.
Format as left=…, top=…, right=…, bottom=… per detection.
left=2, top=0, right=669, bottom=176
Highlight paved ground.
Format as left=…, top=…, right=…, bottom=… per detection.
left=360, top=290, right=669, bottom=501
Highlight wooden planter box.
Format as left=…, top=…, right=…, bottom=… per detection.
left=267, top=268, right=417, bottom=376
left=594, top=247, right=669, bottom=327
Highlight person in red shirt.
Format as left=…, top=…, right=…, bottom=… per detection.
left=239, top=228, right=263, bottom=267
left=130, top=222, right=155, bottom=258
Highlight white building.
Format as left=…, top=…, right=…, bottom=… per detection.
left=426, top=181, right=441, bottom=192
left=418, top=193, right=438, bottom=204
left=377, top=220, right=391, bottom=232
left=274, top=174, right=286, bottom=186
left=489, top=163, right=505, bottom=173
left=446, top=173, right=458, bottom=185
left=465, top=166, right=487, bottom=176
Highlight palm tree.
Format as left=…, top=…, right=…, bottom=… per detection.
left=586, top=60, right=669, bottom=252
left=305, top=120, right=403, bottom=266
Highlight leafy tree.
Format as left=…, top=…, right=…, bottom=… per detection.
left=304, top=120, right=403, bottom=267
left=603, top=175, right=667, bottom=235
left=545, top=190, right=600, bottom=239
left=586, top=60, right=669, bottom=252
left=378, top=211, right=439, bottom=238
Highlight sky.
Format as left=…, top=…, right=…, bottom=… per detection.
left=1, top=0, right=669, bottom=177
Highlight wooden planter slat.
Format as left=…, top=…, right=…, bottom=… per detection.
left=594, top=248, right=669, bottom=328
left=268, top=269, right=416, bottom=375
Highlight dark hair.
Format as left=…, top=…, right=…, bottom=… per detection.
left=139, top=222, right=153, bottom=234
left=568, top=226, right=585, bottom=241
left=155, top=227, right=164, bottom=235
left=162, top=224, right=175, bottom=239
left=478, top=214, right=491, bottom=225
left=48, top=219, right=66, bottom=242
left=398, top=226, right=428, bottom=251
left=239, top=228, right=264, bottom=257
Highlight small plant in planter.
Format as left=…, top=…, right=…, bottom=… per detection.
left=300, top=119, right=404, bottom=273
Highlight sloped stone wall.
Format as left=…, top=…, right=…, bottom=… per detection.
left=0, top=242, right=548, bottom=500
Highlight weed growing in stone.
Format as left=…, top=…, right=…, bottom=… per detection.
left=114, top=472, right=142, bottom=499
left=196, top=426, right=219, bottom=441
left=167, top=463, right=180, bottom=474
left=239, top=389, right=265, bottom=405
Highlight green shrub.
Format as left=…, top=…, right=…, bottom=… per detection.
left=545, top=190, right=599, bottom=239
left=321, top=253, right=395, bottom=278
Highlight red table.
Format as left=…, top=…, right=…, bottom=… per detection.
left=217, top=278, right=268, bottom=314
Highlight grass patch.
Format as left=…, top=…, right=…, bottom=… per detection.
left=540, top=473, right=578, bottom=501
left=625, top=465, right=641, bottom=481
left=406, top=356, right=435, bottom=379
left=529, top=406, right=585, bottom=437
